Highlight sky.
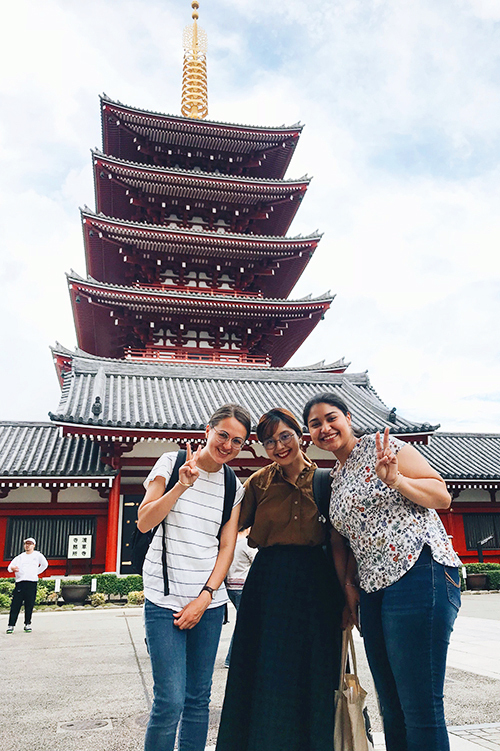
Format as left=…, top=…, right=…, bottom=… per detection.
left=0, top=0, right=499, bottom=433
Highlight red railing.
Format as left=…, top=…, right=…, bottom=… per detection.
left=124, top=348, right=271, bottom=367
left=132, top=282, right=263, bottom=299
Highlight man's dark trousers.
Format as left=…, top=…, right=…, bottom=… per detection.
left=8, top=581, right=37, bottom=627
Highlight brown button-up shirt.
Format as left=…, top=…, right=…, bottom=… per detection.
left=239, top=462, right=328, bottom=548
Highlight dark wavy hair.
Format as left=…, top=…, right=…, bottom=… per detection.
left=208, top=403, right=252, bottom=440
left=256, top=407, right=302, bottom=444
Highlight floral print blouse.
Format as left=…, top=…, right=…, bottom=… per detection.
left=329, top=434, right=461, bottom=593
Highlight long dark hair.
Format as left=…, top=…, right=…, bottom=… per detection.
left=256, top=407, right=302, bottom=444
left=209, top=403, right=252, bottom=439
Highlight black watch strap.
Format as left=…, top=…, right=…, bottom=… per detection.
left=201, top=585, right=215, bottom=599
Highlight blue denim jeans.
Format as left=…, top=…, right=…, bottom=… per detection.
left=359, top=546, right=461, bottom=751
left=144, top=599, right=224, bottom=751
left=225, top=589, right=242, bottom=666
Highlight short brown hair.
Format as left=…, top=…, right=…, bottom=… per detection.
left=256, top=407, right=302, bottom=444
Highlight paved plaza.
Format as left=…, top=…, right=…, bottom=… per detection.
left=1, top=592, right=499, bottom=751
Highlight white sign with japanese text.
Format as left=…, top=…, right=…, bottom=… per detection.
left=67, top=535, right=92, bottom=559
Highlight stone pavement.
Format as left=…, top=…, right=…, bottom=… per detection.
left=0, top=592, right=499, bottom=751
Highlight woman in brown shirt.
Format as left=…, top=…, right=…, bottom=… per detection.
left=216, top=407, right=344, bottom=751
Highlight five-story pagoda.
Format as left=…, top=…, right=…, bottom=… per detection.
left=50, top=1, right=438, bottom=574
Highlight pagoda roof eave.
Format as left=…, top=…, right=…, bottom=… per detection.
left=67, top=273, right=333, bottom=365
left=93, top=153, right=308, bottom=235
left=81, top=209, right=321, bottom=297
left=100, top=96, right=302, bottom=179
left=92, top=150, right=311, bottom=188
left=67, top=271, right=334, bottom=309
left=51, top=344, right=350, bottom=375
left=100, top=93, right=304, bottom=135
left=80, top=207, right=323, bottom=245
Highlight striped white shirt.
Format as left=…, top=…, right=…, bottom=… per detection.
left=142, top=452, right=244, bottom=611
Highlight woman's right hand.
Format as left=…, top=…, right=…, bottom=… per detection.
left=375, top=427, right=399, bottom=488
left=178, top=444, right=202, bottom=487
left=343, top=583, right=360, bottom=631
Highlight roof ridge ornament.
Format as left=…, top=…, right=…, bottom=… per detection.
left=182, top=1, right=208, bottom=120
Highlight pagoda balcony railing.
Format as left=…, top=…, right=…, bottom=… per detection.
left=124, top=347, right=271, bottom=367
left=132, top=282, right=263, bottom=299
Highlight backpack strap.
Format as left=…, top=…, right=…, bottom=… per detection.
left=313, top=467, right=345, bottom=610
left=218, top=464, right=237, bottom=541
left=159, top=449, right=187, bottom=596
left=312, top=468, right=332, bottom=520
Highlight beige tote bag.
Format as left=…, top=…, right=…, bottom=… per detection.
left=334, top=627, right=374, bottom=751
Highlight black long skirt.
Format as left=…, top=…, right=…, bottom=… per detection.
left=216, top=545, right=343, bottom=751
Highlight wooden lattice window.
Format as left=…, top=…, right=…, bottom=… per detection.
left=462, top=514, right=500, bottom=551
left=4, top=516, right=97, bottom=560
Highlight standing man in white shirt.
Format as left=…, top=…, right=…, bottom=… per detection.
left=6, top=537, right=48, bottom=633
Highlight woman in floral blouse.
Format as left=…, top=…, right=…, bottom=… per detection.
left=303, top=392, right=461, bottom=751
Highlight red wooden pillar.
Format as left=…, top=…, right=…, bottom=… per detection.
left=105, top=470, right=121, bottom=573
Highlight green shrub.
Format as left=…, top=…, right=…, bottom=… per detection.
left=0, top=580, right=15, bottom=597
left=100, top=574, right=121, bottom=599
left=0, top=593, right=11, bottom=608
left=115, top=578, right=130, bottom=597
left=35, top=586, right=48, bottom=605
left=91, top=592, right=106, bottom=607
left=465, top=563, right=500, bottom=574
left=488, top=571, right=500, bottom=589
left=463, top=563, right=500, bottom=590
left=80, top=574, right=143, bottom=598
left=127, top=590, right=145, bottom=605
left=122, top=575, right=143, bottom=594
left=40, top=579, right=56, bottom=593
left=79, top=574, right=117, bottom=599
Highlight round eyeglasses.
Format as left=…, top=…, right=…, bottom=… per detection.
left=262, top=431, right=295, bottom=451
left=212, top=428, right=245, bottom=449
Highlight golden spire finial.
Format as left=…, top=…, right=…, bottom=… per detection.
left=181, top=1, right=208, bottom=119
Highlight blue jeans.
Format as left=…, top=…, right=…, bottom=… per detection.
left=359, top=546, right=461, bottom=751
left=144, top=599, right=224, bottom=751
left=225, top=589, right=242, bottom=666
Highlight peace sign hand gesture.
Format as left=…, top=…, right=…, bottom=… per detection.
left=178, top=443, right=202, bottom=488
left=375, top=427, right=399, bottom=488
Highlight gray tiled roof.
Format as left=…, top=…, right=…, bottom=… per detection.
left=48, top=352, right=436, bottom=435
left=416, top=432, right=500, bottom=480
left=0, top=423, right=115, bottom=479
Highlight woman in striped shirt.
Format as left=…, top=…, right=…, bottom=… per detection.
left=138, top=403, right=251, bottom=751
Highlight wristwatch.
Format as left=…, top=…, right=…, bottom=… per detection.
left=200, top=585, right=215, bottom=599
